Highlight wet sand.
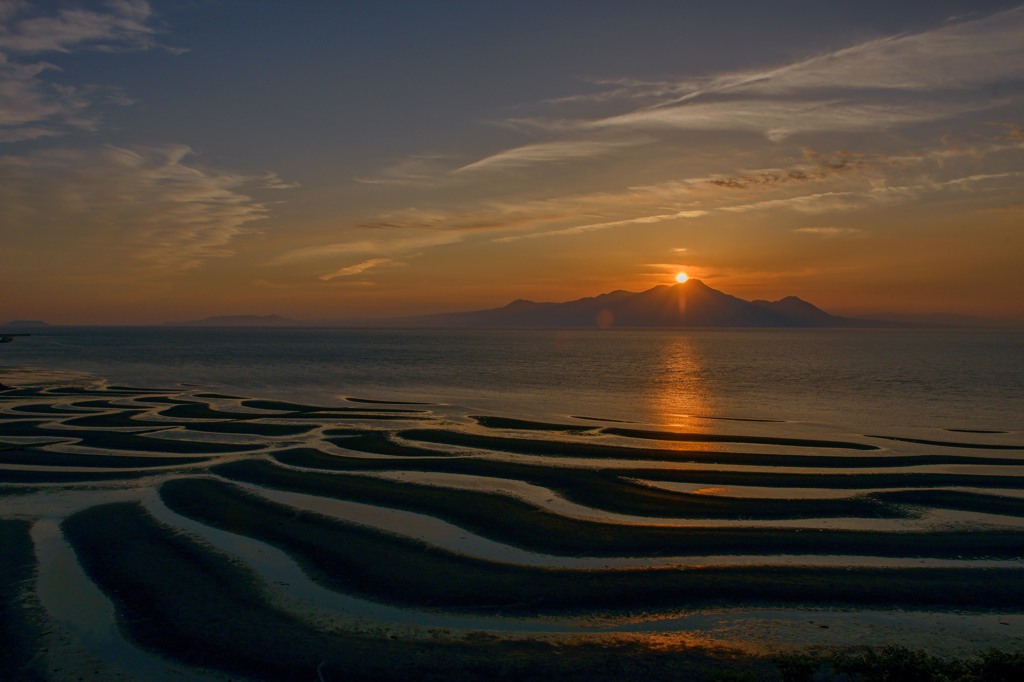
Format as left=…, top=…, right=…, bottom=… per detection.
left=3, top=376, right=1024, bottom=680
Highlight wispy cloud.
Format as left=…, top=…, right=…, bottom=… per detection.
left=454, top=136, right=650, bottom=174
left=275, top=232, right=463, bottom=265
left=0, top=57, right=68, bottom=138
left=581, top=6, right=1024, bottom=109
left=539, top=77, right=700, bottom=107
left=0, top=145, right=287, bottom=274
left=353, top=154, right=455, bottom=186
left=719, top=191, right=873, bottom=214
left=939, top=171, right=1024, bottom=189
left=343, top=127, right=1023, bottom=256
left=793, top=226, right=866, bottom=237
left=668, top=5, right=1024, bottom=98
left=589, top=99, right=987, bottom=142
left=319, top=258, right=395, bottom=281
left=470, top=6, right=1024, bottom=164
left=0, top=0, right=157, bottom=54
left=331, top=5, right=1024, bottom=277
left=0, top=1, right=165, bottom=143
left=494, top=209, right=707, bottom=243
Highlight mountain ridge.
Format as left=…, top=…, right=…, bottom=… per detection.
left=155, top=281, right=1015, bottom=328
left=379, top=279, right=881, bottom=328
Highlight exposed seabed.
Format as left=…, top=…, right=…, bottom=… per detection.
left=2, top=370, right=1023, bottom=680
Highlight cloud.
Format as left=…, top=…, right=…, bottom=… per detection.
left=539, top=77, right=701, bottom=107
left=0, top=0, right=157, bottom=54
left=479, top=6, right=1024, bottom=155
left=574, top=6, right=1024, bottom=110
left=545, top=4, right=1024, bottom=109
left=353, top=154, right=455, bottom=186
left=335, top=7, right=1024, bottom=262
left=793, top=226, right=866, bottom=237
left=275, top=232, right=464, bottom=265
left=719, top=191, right=869, bottom=214
left=319, top=258, right=395, bottom=281
left=716, top=168, right=1024, bottom=218
left=0, top=145, right=286, bottom=274
left=0, top=1, right=165, bottom=143
left=590, top=99, right=987, bottom=141
left=494, top=209, right=707, bottom=243
left=341, top=130, right=1023, bottom=255
left=0, top=57, right=66, bottom=136
left=454, top=136, right=651, bottom=174
left=0, top=2, right=24, bottom=23
left=939, top=171, right=1024, bottom=189
left=679, top=6, right=1024, bottom=97
left=696, top=149, right=869, bottom=190
left=355, top=203, right=573, bottom=233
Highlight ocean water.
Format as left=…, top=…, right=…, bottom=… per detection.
left=3, top=326, right=1021, bottom=433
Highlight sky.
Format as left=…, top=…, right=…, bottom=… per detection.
left=1, top=0, right=1023, bottom=324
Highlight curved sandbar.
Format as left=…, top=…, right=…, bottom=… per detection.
left=160, top=477, right=1024, bottom=613
left=271, top=447, right=908, bottom=520
left=214, top=459, right=1024, bottom=559
left=397, top=428, right=1022, bottom=468
left=62, top=501, right=771, bottom=681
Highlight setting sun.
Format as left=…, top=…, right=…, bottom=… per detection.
left=675, top=272, right=689, bottom=283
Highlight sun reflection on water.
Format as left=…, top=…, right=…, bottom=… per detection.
left=644, top=336, right=717, bottom=435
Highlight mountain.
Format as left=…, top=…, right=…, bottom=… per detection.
left=164, top=314, right=298, bottom=328
left=2, top=320, right=49, bottom=328
left=751, top=296, right=837, bottom=325
left=383, top=279, right=876, bottom=328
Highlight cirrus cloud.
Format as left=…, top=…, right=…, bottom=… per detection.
left=461, top=6, right=1024, bottom=169
left=0, top=0, right=158, bottom=54
left=793, top=226, right=866, bottom=237
left=0, top=144, right=288, bottom=275
left=319, top=258, right=396, bottom=281
left=0, top=0, right=168, bottom=143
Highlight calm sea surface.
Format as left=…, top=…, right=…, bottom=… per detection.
left=3, top=327, right=1021, bottom=433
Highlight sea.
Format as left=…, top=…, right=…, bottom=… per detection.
left=3, top=326, right=1021, bottom=433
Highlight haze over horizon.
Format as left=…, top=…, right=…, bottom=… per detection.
left=3, top=1, right=1023, bottom=325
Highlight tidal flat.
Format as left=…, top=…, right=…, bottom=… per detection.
left=2, top=376, right=1024, bottom=680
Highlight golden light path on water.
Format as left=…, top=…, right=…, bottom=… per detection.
left=646, top=334, right=716, bottom=436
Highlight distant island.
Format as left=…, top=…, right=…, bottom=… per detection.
left=164, top=314, right=298, bottom=328
left=379, top=278, right=877, bottom=328
left=1, top=320, right=49, bottom=328
left=161, top=280, right=1016, bottom=329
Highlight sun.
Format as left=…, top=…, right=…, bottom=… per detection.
left=675, top=272, right=689, bottom=283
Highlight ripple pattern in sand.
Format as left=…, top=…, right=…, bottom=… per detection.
left=3, top=381, right=1024, bottom=678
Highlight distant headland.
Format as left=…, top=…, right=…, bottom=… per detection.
left=1, top=320, right=49, bottom=328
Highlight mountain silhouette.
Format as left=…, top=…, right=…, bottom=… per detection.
left=387, top=279, right=874, bottom=328
left=164, top=314, right=298, bottom=328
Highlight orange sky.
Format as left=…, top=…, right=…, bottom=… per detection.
left=2, top=1, right=1023, bottom=324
